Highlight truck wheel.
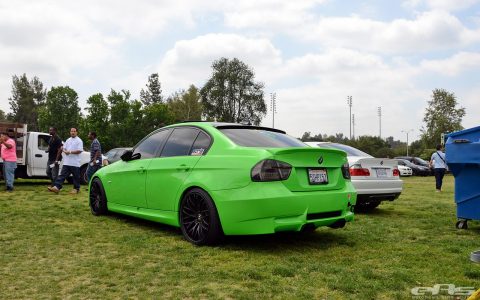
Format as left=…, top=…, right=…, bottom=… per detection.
left=456, top=220, right=468, bottom=229
left=80, top=165, right=88, bottom=185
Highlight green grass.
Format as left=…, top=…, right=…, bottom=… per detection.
left=1, top=176, right=479, bottom=299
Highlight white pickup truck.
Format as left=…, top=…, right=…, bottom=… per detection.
left=0, top=122, right=91, bottom=184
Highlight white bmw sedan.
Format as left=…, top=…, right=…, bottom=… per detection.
left=305, top=142, right=403, bottom=211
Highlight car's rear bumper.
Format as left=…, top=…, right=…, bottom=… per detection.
left=352, top=178, right=402, bottom=203
left=210, top=181, right=357, bottom=235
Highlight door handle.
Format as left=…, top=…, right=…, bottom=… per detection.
left=35, top=154, right=43, bottom=157
left=176, top=164, right=190, bottom=172
left=137, top=167, right=146, bottom=173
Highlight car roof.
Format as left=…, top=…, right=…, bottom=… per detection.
left=167, top=122, right=286, bottom=134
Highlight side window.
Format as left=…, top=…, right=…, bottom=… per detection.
left=161, top=128, right=199, bottom=157
left=38, top=135, right=50, bottom=151
left=133, top=129, right=171, bottom=159
left=190, top=131, right=211, bottom=156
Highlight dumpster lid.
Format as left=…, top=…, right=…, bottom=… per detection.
left=446, top=126, right=480, bottom=140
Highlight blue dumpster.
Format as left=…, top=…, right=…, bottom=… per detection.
left=445, top=126, right=480, bottom=229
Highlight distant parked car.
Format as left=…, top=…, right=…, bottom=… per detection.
left=394, top=156, right=430, bottom=168
left=306, top=142, right=402, bottom=211
left=395, top=159, right=431, bottom=176
left=397, top=165, right=412, bottom=176
left=104, top=147, right=132, bottom=164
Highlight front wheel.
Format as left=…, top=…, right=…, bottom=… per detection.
left=89, top=178, right=108, bottom=216
left=179, top=188, right=223, bottom=246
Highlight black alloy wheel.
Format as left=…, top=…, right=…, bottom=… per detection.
left=180, top=188, right=222, bottom=245
left=89, top=178, right=108, bottom=216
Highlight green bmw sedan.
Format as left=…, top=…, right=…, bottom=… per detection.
left=89, top=122, right=357, bottom=245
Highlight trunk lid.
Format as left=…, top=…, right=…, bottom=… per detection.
left=265, top=147, right=348, bottom=192
left=350, top=158, right=399, bottom=179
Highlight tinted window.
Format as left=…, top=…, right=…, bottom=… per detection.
left=320, top=143, right=372, bottom=157
left=134, top=129, right=171, bottom=159
left=220, top=129, right=306, bottom=148
left=161, top=127, right=199, bottom=157
left=190, top=131, right=211, bottom=156
left=106, top=149, right=117, bottom=160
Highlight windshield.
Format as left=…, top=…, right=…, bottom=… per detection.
left=319, top=143, right=373, bottom=157
left=219, top=128, right=307, bottom=148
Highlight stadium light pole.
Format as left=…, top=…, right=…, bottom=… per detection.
left=270, top=92, right=277, bottom=128
left=352, top=113, right=355, bottom=140
left=401, top=129, right=414, bottom=156
left=347, top=96, right=352, bottom=139
left=377, top=106, right=382, bottom=138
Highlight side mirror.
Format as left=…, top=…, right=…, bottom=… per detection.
left=120, top=150, right=133, bottom=161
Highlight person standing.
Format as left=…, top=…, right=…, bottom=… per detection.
left=1, top=132, right=17, bottom=192
left=46, top=127, right=63, bottom=187
left=86, top=131, right=102, bottom=183
left=430, top=144, right=447, bottom=192
left=48, top=127, right=83, bottom=194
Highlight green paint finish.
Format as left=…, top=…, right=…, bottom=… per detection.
left=92, top=122, right=357, bottom=236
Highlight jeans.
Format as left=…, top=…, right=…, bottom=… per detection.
left=54, top=165, right=80, bottom=191
left=46, top=160, right=60, bottom=184
left=2, top=161, right=17, bottom=189
left=86, top=164, right=101, bottom=183
left=434, top=168, right=446, bottom=190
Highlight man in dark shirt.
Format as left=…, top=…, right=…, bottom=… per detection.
left=46, top=127, right=63, bottom=186
left=86, top=131, right=102, bottom=183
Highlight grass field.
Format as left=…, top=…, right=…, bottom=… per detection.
left=1, top=175, right=479, bottom=299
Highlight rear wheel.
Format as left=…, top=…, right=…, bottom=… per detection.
left=89, top=178, right=108, bottom=216
left=180, top=188, right=223, bottom=245
left=80, top=165, right=88, bottom=185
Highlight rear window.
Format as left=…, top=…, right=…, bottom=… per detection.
left=320, top=143, right=372, bottom=157
left=220, top=128, right=306, bottom=148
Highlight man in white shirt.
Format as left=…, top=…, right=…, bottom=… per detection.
left=429, top=144, right=447, bottom=192
left=48, top=127, right=84, bottom=194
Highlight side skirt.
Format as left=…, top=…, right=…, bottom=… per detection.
left=108, top=202, right=180, bottom=227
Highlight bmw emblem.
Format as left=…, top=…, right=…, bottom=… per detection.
left=380, top=161, right=384, bottom=165
left=318, top=156, right=324, bottom=164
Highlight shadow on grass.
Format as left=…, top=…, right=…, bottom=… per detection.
left=104, top=212, right=354, bottom=251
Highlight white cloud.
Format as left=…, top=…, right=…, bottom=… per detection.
left=157, top=33, right=282, bottom=94
left=420, top=52, right=480, bottom=75
left=403, top=0, right=479, bottom=12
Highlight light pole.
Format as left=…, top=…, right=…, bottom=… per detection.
left=270, top=92, right=277, bottom=128
left=347, top=96, right=352, bottom=139
left=352, top=113, right=355, bottom=140
left=377, top=106, right=382, bottom=138
left=401, top=129, right=414, bottom=156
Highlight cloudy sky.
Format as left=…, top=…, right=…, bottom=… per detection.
left=1, top=0, right=479, bottom=141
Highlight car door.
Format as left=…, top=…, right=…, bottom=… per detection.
left=145, top=127, right=211, bottom=211
left=31, top=134, right=51, bottom=176
left=105, top=129, right=171, bottom=208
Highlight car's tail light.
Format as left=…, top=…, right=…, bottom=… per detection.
left=341, top=163, right=351, bottom=179
left=251, top=159, right=292, bottom=182
left=393, top=168, right=400, bottom=177
left=349, top=164, right=370, bottom=176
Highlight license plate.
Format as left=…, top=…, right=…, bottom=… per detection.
left=375, top=168, right=387, bottom=177
left=308, top=168, right=328, bottom=185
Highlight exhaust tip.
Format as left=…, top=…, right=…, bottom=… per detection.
left=328, top=219, right=346, bottom=229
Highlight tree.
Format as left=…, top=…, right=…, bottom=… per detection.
left=8, top=74, right=46, bottom=131
left=107, top=89, right=133, bottom=147
left=200, top=57, right=266, bottom=125
left=83, top=93, right=112, bottom=150
left=167, top=85, right=203, bottom=122
left=421, top=89, right=465, bottom=147
left=0, top=109, right=6, bottom=121
left=38, top=86, right=81, bottom=140
left=140, top=73, right=163, bottom=106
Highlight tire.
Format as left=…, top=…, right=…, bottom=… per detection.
left=456, top=220, right=468, bottom=230
left=179, top=188, right=223, bottom=246
left=80, top=165, right=88, bottom=185
left=89, top=178, right=108, bottom=216
left=355, top=201, right=381, bottom=212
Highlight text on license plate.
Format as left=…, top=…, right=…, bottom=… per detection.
left=375, top=168, right=388, bottom=177
left=308, top=168, right=328, bottom=185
